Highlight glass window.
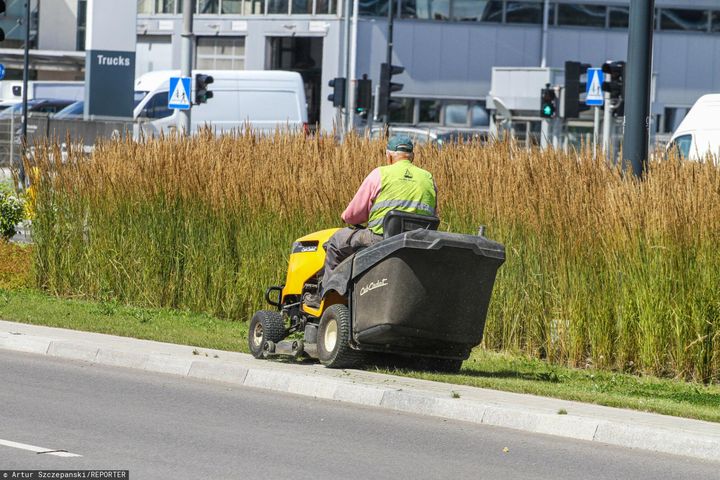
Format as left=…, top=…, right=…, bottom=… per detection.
left=669, top=134, right=692, bottom=159
left=196, top=37, right=246, bottom=70
left=406, top=0, right=450, bottom=20
left=222, top=0, right=243, bottom=13
left=267, top=0, right=289, bottom=13
left=134, top=91, right=148, bottom=109
left=138, top=0, right=154, bottom=14
left=660, top=9, right=709, bottom=32
left=444, top=102, right=468, bottom=126
left=452, top=0, right=490, bottom=22
left=198, top=0, right=219, bottom=13
left=142, top=92, right=173, bottom=119
left=712, top=11, right=720, bottom=33
left=419, top=99, right=441, bottom=123
left=609, top=6, right=629, bottom=28
left=360, top=0, right=387, bottom=16
left=240, top=0, right=265, bottom=14
left=388, top=98, right=414, bottom=124
left=506, top=1, right=543, bottom=25
left=471, top=103, right=490, bottom=127
left=153, top=0, right=176, bottom=13
left=557, top=4, right=606, bottom=28
left=480, top=0, right=503, bottom=22
left=292, top=0, right=312, bottom=13
left=315, top=0, right=336, bottom=14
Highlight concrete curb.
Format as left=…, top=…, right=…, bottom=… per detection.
left=1, top=321, right=719, bottom=463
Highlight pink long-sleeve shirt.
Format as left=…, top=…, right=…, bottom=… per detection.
left=341, top=168, right=382, bottom=225
left=341, top=166, right=438, bottom=225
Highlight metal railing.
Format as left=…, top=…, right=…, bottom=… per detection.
left=0, top=114, right=135, bottom=168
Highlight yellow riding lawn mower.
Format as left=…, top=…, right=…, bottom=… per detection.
left=248, top=211, right=505, bottom=372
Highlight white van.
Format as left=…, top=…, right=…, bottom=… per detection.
left=0, top=81, right=84, bottom=110
left=667, top=94, right=720, bottom=162
left=133, top=70, right=308, bottom=135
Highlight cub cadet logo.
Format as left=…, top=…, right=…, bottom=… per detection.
left=360, top=278, right=388, bottom=296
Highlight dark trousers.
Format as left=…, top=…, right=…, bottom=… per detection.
left=321, top=227, right=382, bottom=288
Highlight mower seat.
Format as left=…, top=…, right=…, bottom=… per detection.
left=382, top=210, right=440, bottom=239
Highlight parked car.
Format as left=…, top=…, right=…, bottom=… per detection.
left=667, top=94, right=720, bottom=162
left=133, top=70, right=308, bottom=135
left=0, top=98, right=75, bottom=118
left=52, top=100, right=84, bottom=119
left=369, top=126, right=488, bottom=147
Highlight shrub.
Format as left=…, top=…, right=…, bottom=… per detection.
left=0, top=188, right=24, bottom=241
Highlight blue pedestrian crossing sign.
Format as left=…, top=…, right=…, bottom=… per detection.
left=0, top=64, right=5, bottom=81
left=168, top=76, right=192, bottom=110
left=585, top=68, right=604, bottom=106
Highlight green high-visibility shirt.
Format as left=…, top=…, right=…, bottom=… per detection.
left=367, top=160, right=437, bottom=235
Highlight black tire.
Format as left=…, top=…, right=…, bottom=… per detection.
left=417, top=357, right=464, bottom=373
left=317, top=304, right=364, bottom=368
left=248, top=310, right=286, bottom=359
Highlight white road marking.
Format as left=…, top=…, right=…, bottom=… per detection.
left=0, top=438, right=82, bottom=457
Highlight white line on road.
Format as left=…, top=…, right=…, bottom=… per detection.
left=0, top=438, right=82, bottom=457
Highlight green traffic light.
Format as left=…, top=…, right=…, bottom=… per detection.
left=543, top=105, right=553, bottom=116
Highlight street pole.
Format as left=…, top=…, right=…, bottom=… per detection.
left=602, top=90, right=612, bottom=157
left=382, top=0, right=396, bottom=125
left=342, top=0, right=351, bottom=136
left=593, top=106, right=600, bottom=155
left=20, top=0, right=30, bottom=186
left=347, top=0, right=359, bottom=132
left=178, top=0, right=193, bottom=134
left=622, top=0, right=654, bottom=177
left=540, top=118, right=549, bottom=149
left=540, top=0, right=549, bottom=67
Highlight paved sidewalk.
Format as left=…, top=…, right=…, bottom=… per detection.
left=1, top=319, right=718, bottom=463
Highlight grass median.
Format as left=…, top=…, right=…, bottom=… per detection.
left=0, top=270, right=718, bottom=423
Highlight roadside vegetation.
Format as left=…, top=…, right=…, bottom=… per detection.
left=1, top=131, right=719, bottom=420
left=27, top=132, right=720, bottom=383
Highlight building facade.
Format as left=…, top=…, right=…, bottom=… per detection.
left=2, top=0, right=720, bottom=133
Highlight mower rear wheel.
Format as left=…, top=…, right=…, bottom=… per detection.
left=248, top=310, right=286, bottom=359
left=318, top=304, right=364, bottom=369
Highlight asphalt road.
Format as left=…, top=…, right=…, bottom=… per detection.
left=0, top=350, right=717, bottom=480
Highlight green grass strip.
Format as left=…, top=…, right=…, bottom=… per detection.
left=1, top=287, right=718, bottom=423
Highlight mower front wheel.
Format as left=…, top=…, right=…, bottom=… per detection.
left=318, top=304, right=364, bottom=369
left=248, top=310, right=286, bottom=359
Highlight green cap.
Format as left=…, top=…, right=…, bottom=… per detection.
left=387, top=135, right=414, bottom=153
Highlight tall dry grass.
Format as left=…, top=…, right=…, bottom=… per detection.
left=29, top=130, right=720, bottom=382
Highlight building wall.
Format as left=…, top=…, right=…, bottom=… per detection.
left=137, top=15, right=344, bottom=130
left=356, top=18, right=720, bottom=115
left=38, top=0, right=78, bottom=51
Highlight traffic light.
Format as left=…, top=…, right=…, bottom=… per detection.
left=377, top=62, right=404, bottom=119
left=564, top=61, right=591, bottom=118
left=327, top=77, right=346, bottom=108
left=194, top=73, right=214, bottom=104
left=0, top=1, right=5, bottom=42
left=602, top=60, right=626, bottom=117
left=355, top=74, right=372, bottom=118
left=540, top=85, right=557, bottom=118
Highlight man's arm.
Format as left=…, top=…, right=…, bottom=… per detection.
left=341, top=168, right=382, bottom=225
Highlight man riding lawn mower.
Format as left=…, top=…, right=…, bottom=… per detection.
left=248, top=136, right=505, bottom=372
